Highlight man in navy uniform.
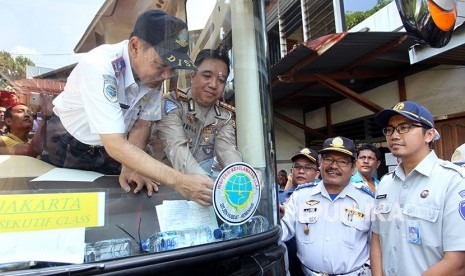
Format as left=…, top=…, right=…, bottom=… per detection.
left=279, top=147, right=320, bottom=276
left=279, top=147, right=320, bottom=204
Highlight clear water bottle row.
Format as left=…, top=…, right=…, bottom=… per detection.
left=145, top=226, right=213, bottom=252
left=83, top=215, right=269, bottom=260
left=146, top=215, right=269, bottom=252
left=84, top=238, right=133, bottom=262
left=213, top=215, right=269, bottom=240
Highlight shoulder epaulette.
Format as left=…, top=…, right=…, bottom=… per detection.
left=219, top=101, right=236, bottom=113
left=352, top=181, right=363, bottom=189
left=174, top=88, right=188, bottom=102
left=439, top=160, right=465, bottom=178
left=354, top=184, right=375, bottom=198
left=295, top=181, right=318, bottom=191
left=380, top=171, right=394, bottom=181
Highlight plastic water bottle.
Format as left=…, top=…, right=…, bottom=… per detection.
left=246, top=215, right=269, bottom=235
left=145, top=227, right=214, bottom=252
left=213, top=223, right=246, bottom=240
left=84, top=238, right=133, bottom=262
left=214, top=215, right=269, bottom=240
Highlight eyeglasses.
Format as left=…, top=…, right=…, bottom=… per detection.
left=293, top=164, right=318, bottom=173
left=382, top=123, right=424, bottom=136
left=322, top=157, right=351, bottom=167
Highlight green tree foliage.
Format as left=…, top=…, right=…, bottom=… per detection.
left=345, top=0, right=392, bottom=30
left=0, top=50, right=35, bottom=88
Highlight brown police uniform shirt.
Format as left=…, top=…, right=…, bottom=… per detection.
left=152, top=89, right=241, bottom=175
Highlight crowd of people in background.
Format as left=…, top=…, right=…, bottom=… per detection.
left=0, top=106, right=6, bottom=135
left=0, top=93, right=53, bottom=157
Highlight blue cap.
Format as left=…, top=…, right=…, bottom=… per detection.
left=213, top=228, right=223, bottom=239
left=375, top=101, right=440, bottom=141
left=375, top=101, right=435, bottom=128
left=132, top=10, right=195, bottom=70
left=291, top=148, right=318, bottom=165
left=319, top=136, right=356, bottom=158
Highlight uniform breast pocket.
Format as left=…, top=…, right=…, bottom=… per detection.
left=403, top=203, right=440, bottom=247
left=295, top=222, right=316, bottom=244
left=374, top=201, right=393, bottom=234
left=297, top=209, right=318, bottom=244
left=340, top=218, right=368, bottom=249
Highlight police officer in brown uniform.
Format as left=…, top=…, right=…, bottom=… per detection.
left=153, top=49, right=241, bottom=176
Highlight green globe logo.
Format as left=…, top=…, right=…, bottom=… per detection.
left=224, top=172, right=253, bottom=211
left=213, top=163, right=261, bottom=224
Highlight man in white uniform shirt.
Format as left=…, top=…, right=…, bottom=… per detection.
left=280, top=136, right=373, bottom=275
left=45, top=10, right=214, bottom=206
left=371, top=101, right=465, bottom=275
left=451, top=143, right=465, bottom=168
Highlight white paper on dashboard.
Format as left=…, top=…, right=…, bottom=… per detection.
left=0, top=228, right=85, bottom=264
left=156, top=200, right=218, bottom=232
left=30, top=168, right=103, bottom=182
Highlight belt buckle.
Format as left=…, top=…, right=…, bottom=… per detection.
left=321, top=273, right=329, bottom=276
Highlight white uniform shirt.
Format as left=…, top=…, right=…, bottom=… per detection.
left=53, top=40, right=162, bottom=145
left=373, top=151, right=465, bottom=275
left=281, top=181, right=373, bottom=275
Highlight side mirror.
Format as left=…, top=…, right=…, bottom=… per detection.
left=395, top=0, right=457, bottom=48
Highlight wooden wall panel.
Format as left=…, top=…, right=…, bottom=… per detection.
left=434, top=116, right=465, bottom=161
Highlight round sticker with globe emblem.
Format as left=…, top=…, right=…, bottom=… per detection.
left=213, top=162, right=261, bottom=225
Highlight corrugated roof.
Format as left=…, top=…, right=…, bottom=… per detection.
left=271, top=31, right=434, bottom=112
left=9, top=79, right=66, bottom=95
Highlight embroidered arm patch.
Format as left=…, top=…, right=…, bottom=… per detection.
left=102, top=75, right=117, bottom=103
left=164, top=99, right=180, bottom=115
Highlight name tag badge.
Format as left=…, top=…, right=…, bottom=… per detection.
left=299, top=207, right=318, bottom=224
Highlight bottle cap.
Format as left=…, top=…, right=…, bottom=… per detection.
left=213, top=228, right=223, bottom=239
